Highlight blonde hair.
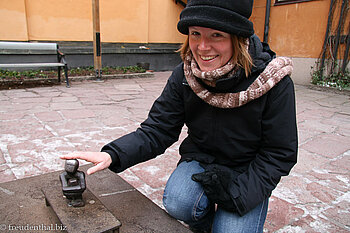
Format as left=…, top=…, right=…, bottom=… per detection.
left=178, top=35, right=253, bottom=77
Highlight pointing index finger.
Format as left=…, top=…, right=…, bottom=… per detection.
left=60, top=152, right=86, bottom=160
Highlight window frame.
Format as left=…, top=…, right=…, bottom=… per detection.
left=274, top=0, right=315, bottom=6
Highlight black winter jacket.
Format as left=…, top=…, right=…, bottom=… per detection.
left=102, top=35, right=298, bottom=216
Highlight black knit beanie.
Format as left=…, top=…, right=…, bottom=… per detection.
left=177, top=0, right=254, bottom=38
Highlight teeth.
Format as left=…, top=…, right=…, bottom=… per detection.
left=201, top=56, right=216, bottom=61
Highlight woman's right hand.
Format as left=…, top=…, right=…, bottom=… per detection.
left=60, top=151, right=112, bottom=175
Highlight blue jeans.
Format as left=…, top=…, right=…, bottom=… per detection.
left=163, top=161, right=268, bottom=233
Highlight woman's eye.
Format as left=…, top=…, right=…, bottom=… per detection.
left=213, top=33, right=223, bottom=37
left=190, top=31, right=200, bottom=36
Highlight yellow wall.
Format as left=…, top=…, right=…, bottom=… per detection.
left=25, top=0, right=92, bottom=41
left=251, top=0, right=331, bottom=58
left=148, top=0, right=185, bottom=43
left=0, top=0, right=185, bottom=43
left=100, top=0, right=148, bottom=43
left=0, top=0, right=28, bottom=41
left=0, top=0, right=340, bottom=59
left=251, top=0, right=266, bottom=41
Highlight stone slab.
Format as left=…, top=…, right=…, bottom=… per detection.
left=43, top=186, right=121, bottom=233
left=0, top=165, right=192, bottom=233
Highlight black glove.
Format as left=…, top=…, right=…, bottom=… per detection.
left=192, top=165, right=240, bottom=212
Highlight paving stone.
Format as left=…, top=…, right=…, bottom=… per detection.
left=34, top=111, right=63, bottom=122
left=7, top=141, right=45, bottom=163
left=332, top=112, right=350, bottom=124
left=264, top=196, right=304, bottom=232
left=102, top=127, right=131, bottom=140
left=6, top=138, right=74, bottom=179
left=147, top=189, right=165, bottom=208
left=60, top=92, right=75, bottom=97
left=289, top=215, right=319, bottom=233
left=306, top=182, right=339, bottom=204
left=295, top=91, right=329, bottom=102
left=320, top=162, right=349, bottom=176
left=0, top=165, right=17, bottom=183
left=308, top=171, right=349, bottom=193
left=1, top=74, right=350, bottom=232
left=315, top=95, right=350, bottom=107
left=12, top=97, right=51, bottom=103
left=100, top=114, right=135, bottom=127
left=335, top=125, right=350, bottom=137
left=4, top=91, right=39, bottom=98
left=323, top=201, right=350, bottom=229
left=64, top=131, right=113, bottom=152
left=11, top=102, right=49, bottom=111
left=0, top=112, right=25, bottom=121
left=297, top=119, right=337, bottom=134
left=329, top=152, right=350, bottom=172
left=118, top=169, right=169, bottom=208
left=21, top=124, right=54, bottom=140
left=130, top=153, right=179, bottom=190
left=79, top=96, right=116, bottom=105
left=19, top=114, right=42, bottom=125
left=36, top=91, right=62, bottom=97
left=296, top=107, right=336, bottom=122
left=10, top=162, right=53, bottom=179
left=0, top=100, right=12, bottom=111
left=338, top=106, right=350, bottom=116
left=101, top=110, right=134, bottom=125
left=295, top=103, right=309, bottom=116
left=63, top=89, right=106, bottom=98
left=46, top=118, right=104, bottom=136
left=119, top=99, right=154, bottom=111
left=119, top=169, right=148, bottom=191
left=60, top=109, right=96, bottom=119
left=274, top=175, right=319, bottom=204
left=0, top=93, right=9, bottom=101
left=322, top=117, right=350, bottom=137
left=290, top=214, right=349, bottom=233
left=51, top=96, right=78, bottom=102
left=50, top=101, right=83, bottom=110
left=0, top=150, right=5, bottom=164
left=300, top=133, right=350, bottom=158
left=107, top=94, right=138, bottom=102
left=291, top=148, right=329, bottom=174
left=0, top=121, right=53, bottom=141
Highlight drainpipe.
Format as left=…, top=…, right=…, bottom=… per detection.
left=332, top=0, right=347, bottom=73
left=341, top=23, right=349, bottom=74
left=319, top=0, right=335, bottom=78
left=263, top=0, right=271, bottom=43
left=24, top=0, right=30, bottom=41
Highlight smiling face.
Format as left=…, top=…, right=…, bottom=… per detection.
left=188, top=26, right=233, bottom=72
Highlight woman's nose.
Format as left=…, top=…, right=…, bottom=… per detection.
left=198, top=38, right=211, bottom=50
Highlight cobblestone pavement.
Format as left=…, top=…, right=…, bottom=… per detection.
left=0, top=72, right=349, bottom=232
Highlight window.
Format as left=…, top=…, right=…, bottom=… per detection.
left=275, top=0, right=315, bottom=6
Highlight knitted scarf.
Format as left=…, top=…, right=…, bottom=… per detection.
left=183, top=51, right=293, bottom=108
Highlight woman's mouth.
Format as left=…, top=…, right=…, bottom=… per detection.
left=200, top=55, right=218, bottom=61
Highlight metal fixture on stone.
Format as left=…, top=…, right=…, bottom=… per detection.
left=59, top=159, right=86, bottom=207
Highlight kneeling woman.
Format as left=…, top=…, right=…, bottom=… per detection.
left=61, top=1, right=298, bottom=232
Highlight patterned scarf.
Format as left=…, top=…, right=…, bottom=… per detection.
left=184, top=51, right=293, bottom=108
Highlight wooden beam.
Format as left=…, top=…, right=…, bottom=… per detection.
left=92, top=0, right=102, bottom=79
